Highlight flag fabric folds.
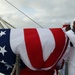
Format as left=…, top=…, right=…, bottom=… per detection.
left=0, top=28, right=69, bottom=75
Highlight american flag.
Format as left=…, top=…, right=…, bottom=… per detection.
left=0, top=28, right=69, bottom=75
left=0, top=29, right=16, bottom=75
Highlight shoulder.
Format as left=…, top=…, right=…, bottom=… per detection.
left=65, top=30, right=75, bottom=47
left=65, top=30, right=73, bottom=35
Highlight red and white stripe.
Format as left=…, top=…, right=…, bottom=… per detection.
left=10, top=28, right=69, bottom=70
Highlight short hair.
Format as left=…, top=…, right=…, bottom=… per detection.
left=73, top=21, right=75, bottom=25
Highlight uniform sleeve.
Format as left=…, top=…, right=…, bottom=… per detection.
left=65, top=30, right=75, bottom=47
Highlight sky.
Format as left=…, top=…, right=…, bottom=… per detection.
left=0, top=0, right=75, bottom=28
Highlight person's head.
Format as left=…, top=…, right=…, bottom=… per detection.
left=65, top=24, right=71, bottom=31
left=73, top=21, right=75, bottom=30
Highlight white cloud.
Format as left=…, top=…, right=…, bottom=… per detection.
left=0, top=0, right=75, bottom=28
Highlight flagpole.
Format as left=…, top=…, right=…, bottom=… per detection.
left=16, top=54, right=20, bottom=75
left=65, top=59, right=69, bottom=75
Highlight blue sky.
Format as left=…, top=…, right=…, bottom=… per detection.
left=0, top=0, right=75, bottom=28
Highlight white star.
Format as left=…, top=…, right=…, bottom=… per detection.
left=0, top=73, right=4, bottom=75
left=5, top=64, right=12, bottom=70
left=0, top=46, right=7, bottom=56
left=0, top=31, right=6, bottom=37
left=0, top=60, right=6, bottom=64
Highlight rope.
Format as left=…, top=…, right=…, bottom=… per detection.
left=5, top=0, right=43, bottom=28
left=0, top=17, right=16, bottom=28
left=10, top=63, right=16, bottom=75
